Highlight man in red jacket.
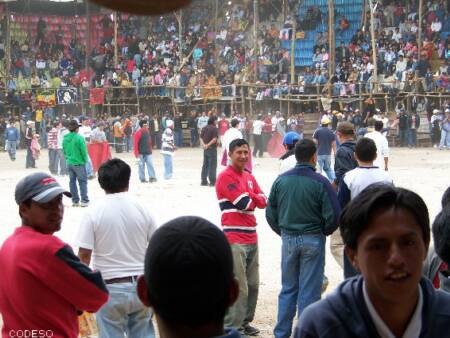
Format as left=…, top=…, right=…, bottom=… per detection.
left=216, top=138, right=267, bottom=336
left=134, top=119, right=157, bottom=183
left=0, top=173, right=108, bottom=338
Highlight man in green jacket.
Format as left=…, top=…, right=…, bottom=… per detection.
left=266, top=138, right=340, bottom=338
left=63, top=120, right=89, bottom=207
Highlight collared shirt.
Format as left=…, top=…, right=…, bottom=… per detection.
left=363, top=282, right=422, bottom=338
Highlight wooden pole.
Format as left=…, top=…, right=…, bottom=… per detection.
left=290, top=23, right=296, bottom=84
left=85, top=1, right=91, bottom=115
left=5, top=3, right=11, bottom=91
left=328, top=0, right=335, bottom=97
left=418, top=0, right=423, bottom=59
left=369, top=1, right=378, bottom=92
left=214, top=0, right=219, bottom=76
left=253, top=0, right=258, bottom=81
left=114, top=11, right=118, bottom=68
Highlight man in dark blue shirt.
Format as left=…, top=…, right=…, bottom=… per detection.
left=313, top=116, right=336, bottom=182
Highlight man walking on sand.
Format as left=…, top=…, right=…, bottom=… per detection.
left=216, top=138, right=267, bottom=336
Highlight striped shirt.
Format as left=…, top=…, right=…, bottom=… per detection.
left=47, top=128, right=58, bottom=150
left=216, top=166, right=267, bottom=244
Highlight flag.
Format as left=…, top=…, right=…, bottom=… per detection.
left=89, top=88, right=105, bottom=105
left=36, top=90, right=56, bottom=107
left=57, top=88, right=78, bottom=104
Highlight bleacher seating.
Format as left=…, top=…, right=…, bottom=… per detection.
left=282, top=0, right=363, bottom=67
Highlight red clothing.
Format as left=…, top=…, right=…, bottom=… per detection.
left=133, top=128, right=153, bottom=157
left=0, top=227, right=108, bottom=338
left=216, top=166, right=267, bottom=245
left=262, top=117, right=272, bottom=133
left=218, top=119, right=230, bottom=136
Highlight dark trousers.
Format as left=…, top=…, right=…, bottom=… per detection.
left=114, top=137, right=123, bottom=153
left=190, top=128, right=199, bottom=147
left=408, top=129, right=417, bottom=147
left=201, top=147, right=217, bottom=185
left=57, top=149, right=68, bottom=175
left=262, top=132, right=272, bottom=152
left=399, top=129, right=408, bottom=147
left=152, top=131, right=162, bottom=149
left=253, top=134, right=263, bottom=157
left=26, top=146, right=35, bottom=168
left=48, top=149, right=58, bottom=174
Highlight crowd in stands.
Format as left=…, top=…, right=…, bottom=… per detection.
left=0, top=0, right=448, bottom=113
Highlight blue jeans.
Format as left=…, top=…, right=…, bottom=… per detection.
left=317, top=155, right=335, bottom=182
left=57, top=149, right=68, bottom=175
left=6, top=140, right=17, bottom=160
left=96, top=282, right=155, bottom=338
left=175, top=129, right=183, bottom=147
left=399, top=129, right=408, bottom=147
left=163, top=154, right=173, bottom=179
left=274, top=231, right=325, bottom=338
left=85, top=157, right=94, bottom=177
left=125, top=136, right=133, bottom=152
left=138, top=154, right=156, bottom=181
left=408, top=129, right=417, bottom=147
left=439, top=130, right=450, bottom=149
left=68, top=164, right=88, bottom=204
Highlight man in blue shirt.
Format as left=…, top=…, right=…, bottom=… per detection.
left=313, top=116, right=336, bottom=182
left=5, top=119, right=19, bottom=161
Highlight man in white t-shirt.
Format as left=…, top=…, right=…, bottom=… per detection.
left=75, top=159, right=157, bottom=338
left=252, top=115, right=265, bottom=157
left=222, top=118, right=243, bottom=166
left=78, top=117, right=95, bottom=179
left=365, top=120, right=389, bottom=171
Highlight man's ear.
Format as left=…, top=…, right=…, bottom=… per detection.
left=137, top=275, right=151, bottom=307
left=345, top=246, right=360, bottom=271
left=227, top=278, right=239, bottom=308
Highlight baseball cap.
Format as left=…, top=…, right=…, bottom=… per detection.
left=15, top=173, right=71, bottom=204
left=321, top=116, right=331, bottom=125
left=433, top=109, right=440, bottom=114
left=283, top=132, right=301, bottom=145
left=68, top=119, right=82, bottom=131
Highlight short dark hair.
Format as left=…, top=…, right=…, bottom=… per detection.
left=355, top=137, right=377, bottom=162
left=295, top=139, right=316, bottom=162
left=97, top=158, right=131, bottom=193
left=207, top=115, right=217, bottom=125
left=229, top=138, right=249, bottom=153
left=432, top=208, right=450, bottom=265
left=139, top=119, right=148, bottom=128
left=230, top=118, right=239, bottom=128
left=442, top=186, right=450, bottom=209
left=144, top=216, right=234, bottom=326
left=340, top=185, right=430, bottom=250
left=374, top=120, right=384, bottom=132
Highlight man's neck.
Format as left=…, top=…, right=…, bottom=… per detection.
left=369, top=287, right=420, bottom=338
left=357, top=161, right=374, bottom=167
left=231, top=164, right=245, bottom=173
left=158, top=319, right=226, bottom=338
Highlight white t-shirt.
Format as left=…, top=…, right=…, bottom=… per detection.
left=252, top=120, right=264, bottom=135
left=78, top=125, right=92, bottom=140
left=222, top=127, right=243, bottom=152
left=343, top=167, right=393, bottom=199
left=365, top=131, right=389, bottom=169
left=279, top=154, right=297, bottom=174
left=74, top=192, right=157, bottom=280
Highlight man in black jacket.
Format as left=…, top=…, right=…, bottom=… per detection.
left=295, top=185, right=450, bottom=338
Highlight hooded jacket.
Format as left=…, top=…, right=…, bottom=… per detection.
left=334, top=140, right=357, bottom=186
left=63, top=132, right=88, bottom=166
left=294, top=276, right=450, bottom=338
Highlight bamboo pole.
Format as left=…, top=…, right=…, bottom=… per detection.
left=369, top=1, right=378, bottom=93
left=418, top=0, right=423, bottom=59
left=328, top=0, right=335, bottom=97
left=290, top=23, right=296, bottom=85
left=253, top=0, right=258, bottom=81
left=114, top=11, right=118, bottom=68
left=5, top=3, right=11, bottom=95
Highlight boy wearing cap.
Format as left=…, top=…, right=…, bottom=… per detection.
left=0, top=173, right=108, bottom=337
left=63, top=120, right=90, bottom=207
left=279, top=131, right=300, bottom=174
left=25, top=120, right=35, bottom=169
left=294, top=185, right=450, bottom=338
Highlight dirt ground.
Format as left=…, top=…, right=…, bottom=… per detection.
left=0, top=146, right=449, bottom=337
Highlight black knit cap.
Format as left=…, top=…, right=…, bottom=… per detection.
left=144, top=216, right=234, bottom=326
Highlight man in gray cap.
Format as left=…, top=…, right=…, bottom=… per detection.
left=0, top=173, right=108, bottom=337
left=63, top=119, right=90, bottom=207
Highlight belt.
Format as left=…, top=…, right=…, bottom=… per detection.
left=105, top=275, right=139, bottom=284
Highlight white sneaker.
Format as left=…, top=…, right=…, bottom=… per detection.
left=80, top=202, right=89, bottom=207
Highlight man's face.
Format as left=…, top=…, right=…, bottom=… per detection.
left=229, top=144, right=249, bottom=171
left=20, top=195, right=64, bottom=235
left=347, top=208, right=427, bottom=306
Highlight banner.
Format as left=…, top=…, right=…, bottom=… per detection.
left=88, top=142, right=112, bottom=172
left=36, top=90, right=56, bottom=107
left=89, top=88, right=105, bottom=105
left=57, top=87, right=78, bottom=104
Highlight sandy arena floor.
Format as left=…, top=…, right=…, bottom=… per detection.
left=0, top=146, right=449, bottom=337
